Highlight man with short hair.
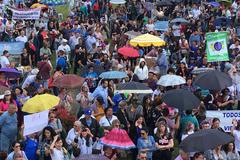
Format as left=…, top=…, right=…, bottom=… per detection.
left=147, top=72, right=157, bottom=91
left=0, top=103, right=18, bottom=153
left=1, top=50, right=10, bottom=68
left=13, top=152, right=24, bottom=160
left=128, top=67, right=139, bottom=82
left=137, top=150, right=147, bottom=160
left=74, top=38, right=85, bottom=74
left=69, top=31, right=80, bottom=65
left=92, top=79, right=108, bottom=105
left=4, top=30, right=15, bottom=42
left=85, top=31, right=97, bottom=52
left=38, top=54, right=52, bottom=88
left=57, top=39, right=71, bottom=62
left=154, top=49, right=168, bottom=77
left=175, top=150, right=190, bottom=160
left=61, top=22, right=70, bottom=40
left=40, top=42, right=52, bottom=59
left=16, top=30, right=28, bottom=43
left=56, top=50, right=66, bottom=72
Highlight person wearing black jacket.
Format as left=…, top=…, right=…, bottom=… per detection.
left=80, top=108, right=101, bottom=142
left=116, top=100, right=130, bottom=132
left=74, top=39, right=85, bottom=74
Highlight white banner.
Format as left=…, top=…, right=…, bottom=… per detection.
left=206, top=110, right=240, bottom=132
left=12, top=7, right=41, bottom=20
left=23, top=110, right=49, bottom=136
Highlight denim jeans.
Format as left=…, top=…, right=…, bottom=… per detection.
left=1, top=134, right=16, bottom=153
left=43, top=78, right=49, bottom=89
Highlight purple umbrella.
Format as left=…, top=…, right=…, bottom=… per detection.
left=206, top=1, right=221, bottom=7
left=0, top=68, right=22, bottom=79
left=72, top=154, right=109, bottom=160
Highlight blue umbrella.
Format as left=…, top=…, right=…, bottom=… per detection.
left=207, top=1, right=221, bottom=7
left=170, top=18, right=189, bottom=25
left=39, top=0, right=67, bottom=6
left=212, top=17, right=233, bottom=26
left=99, top=71, right=128, bottom=79
left=0, top=68, right=22, bottom=79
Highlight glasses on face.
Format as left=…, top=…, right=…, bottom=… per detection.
left=140, top=132, right=145, bottom=135
left=89, top=68, right=93, bottom=70
left=15, top=145, right=21, bottom=148
left=73, top=125, right=78, bottom=127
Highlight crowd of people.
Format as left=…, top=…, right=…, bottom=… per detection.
left=1, top=0, right=240, bottom=160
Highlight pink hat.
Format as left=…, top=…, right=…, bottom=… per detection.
left=101, top=43, right=106, bottom=47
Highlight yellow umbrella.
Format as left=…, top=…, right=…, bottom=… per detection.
left=30, top=3, right=48, bottom=8
left=130, top=34, right=165, bottom=47
left=22, top=94, right=60, bottom=113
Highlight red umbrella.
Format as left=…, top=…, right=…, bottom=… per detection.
left=52, top=74, right=85, bottom=88
left=118, top=47, right=140, bottom=57
left=99, top=128, right=135, bottom=149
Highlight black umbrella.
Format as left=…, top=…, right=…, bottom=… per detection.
left=155, top=1, right=172, bottom=6
left=115, top=82, right=153, bottom=93
left=79, top=63, right=105, bottom=76
left=72, top=154, right=109, bottom=160
left=161, top=89, right=201, bottom=110
left=179, top=129, right=234, bottom=152
left=193, top=70, right=232, bottom=90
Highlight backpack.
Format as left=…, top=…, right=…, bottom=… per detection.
left=61, top=57, right=71, bottom=74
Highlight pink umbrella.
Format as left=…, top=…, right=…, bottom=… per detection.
left=99, top=128, right=135, bottom=150
left=118, top=47, right=140, bottom=57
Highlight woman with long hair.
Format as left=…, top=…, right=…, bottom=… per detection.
left=74, top=127, right=93, bottom=155
left=153, top=121, right=174, bottom=160
left=223, top=141, right=240, bottom=160
left=231, top=119, right=240, bottom=154
left=176, top=62, right=189, bottom=79
left=211, top=118, right=224, bottom=132
left=7, top=141, right=28, bottom=160
left=37, top=126, right=57, bottom=160
left=129, top=114, right=146, bottom=160
left=194, top=104, right=206, bottom=126
left=142, top=95, right=152, bottom=126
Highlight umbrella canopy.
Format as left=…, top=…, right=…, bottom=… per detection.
left=72, top=155, right=109, bottom=160
left=99, top=71, right=128, bottom=79
left=52, top=74, right=85, bottom=88
left=157, top=74, right=186, bottom=86
left=124, top=31, right=142, bottom=38
left=22, top=94, right=60, bottom=113
left=212, top=17, right=233, bottom=26
left=99, top=128, right=136, bottom=150
left=155, top=1, right=172, bottom=6
left=206, top=1, right=221, bottom=7
left=30, top=3, right=48, bottom=8
left=193, top=70, right=232, bottom=90
left=79, top=64, right=105, bottom=76
left=179, top=129, right=234, bottom=152
left=109, top=0, right=126, bottom=4
left=170, top=18, right=189, bottom=25
left=191, top=68, right=215, bottom=75
left=130, top=34, right=165, bottom=47
left=118, top=47, right=140, bottom=57
left=162, top=89, right=201, bottom=110
left=115, top=82, right=153, bottom=93
left=0, top=68, right=22, bottom=79
left=39, top=0, right=67, bottom=6
left=217, top=0, right=232, bottom=8
left=0, top=86, right=11, bottom=95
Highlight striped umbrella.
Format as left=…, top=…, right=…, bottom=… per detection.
left=130, top=34, right=165, bottom=47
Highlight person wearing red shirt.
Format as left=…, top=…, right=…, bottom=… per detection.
left=93, top=1, right=100, bottom=22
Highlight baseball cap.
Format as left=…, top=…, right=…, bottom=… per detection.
left=96, top=96, right=104, bottom=105
left=4, top=90, right=11, bottom=96
left=84, top=108, right=92, bottom=115
left=36, top=75, right=43, bottom=80
left=62, top=39, right=68, bottom=43
left=132, top=98, right=140, bottom=105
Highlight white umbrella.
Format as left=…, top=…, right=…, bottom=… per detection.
left=110, top=0, right=126, bottom=4
left=157, top=74, right=186, bottom=86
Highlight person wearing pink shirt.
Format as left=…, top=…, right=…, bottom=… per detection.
left=0, top=90, right=17, bottom=114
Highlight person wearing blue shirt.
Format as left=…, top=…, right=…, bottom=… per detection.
left=189, top=30, right=200, bottom=46
left=92, top=79, right=108, bottom=106
left=154, top=49, right=168, bottom=76
left=71, top=24, right=81, bottom=34
left=56, top=50, right=66, bottom=71
left=112, top=93, right=126, bottom=113
left=0, top=103, right=18, bottom=153
left=82, top=65, right=99, bottom=92
left=137, top=127, right=156, bottom=160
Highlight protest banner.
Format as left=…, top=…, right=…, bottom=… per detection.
left=12, top=7, right=41, bottom=19
left=0, top=42, right=24, bottom=55
left=206, top=32, right=229, bottom=62
left=206, top=110, right=240, bottom=132
left=23, top=110, right=49, bottom=136
left=154, top=21, right=168, bottom=31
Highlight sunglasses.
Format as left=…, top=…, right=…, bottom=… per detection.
left=15, top=145, right=21, bottom=148
left=140, top=133, right=145, bottom=135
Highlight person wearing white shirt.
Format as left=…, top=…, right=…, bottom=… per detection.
left=226, top=7, right=232, bottom=19
left=65, top=121, right=83, bottom=151
left=192, top=6, right=201, bottom=20
left=172, top=23, right=182, bottom=37
left=99, top=107, right=118, bottom=127
left=50, top=135, right=68, bottom=160
left=0, top=50, right=10, bottom=68
left=16, top=30, right=28, bottom=43
left=57, top=39, right=71, bottom=62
